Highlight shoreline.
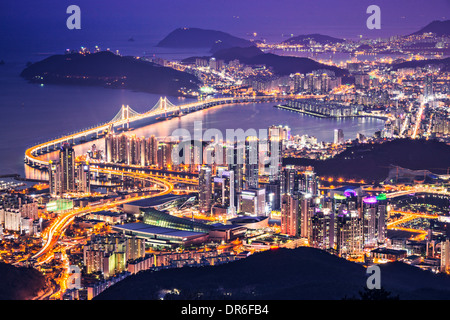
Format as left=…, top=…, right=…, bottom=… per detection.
left=274, top=104, right=390, bottom=121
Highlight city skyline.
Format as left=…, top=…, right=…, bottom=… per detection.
left=1, top=0, right=450, bottom=309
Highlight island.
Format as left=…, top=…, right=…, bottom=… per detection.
left=20, top=51, right=201, bottom=97
left=156, top=27, right=253, bottom=52
left=282, top=33, right=344, bottom=45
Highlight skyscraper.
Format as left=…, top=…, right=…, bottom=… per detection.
left=227, top=142, right=244, bottom=207
left=198, top=166, right=212, bottom=214
left=424, top=75, right=433, bottom=100
left=281, top=193, right=299, bottom=237
left=76, top=163, right=90, bottom=194
left=239, top=188, right=266, bottom=216
left=59, top=143, right=76, bottom=194
left=245, top=136, right=259, bottom=189
left=268, top=126, right=283, bottom=181
left=212, top=168, right=235, bottom=214
left=334, top=129, right=344, bottom=145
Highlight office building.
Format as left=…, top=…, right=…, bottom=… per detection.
left=239, top=188, right=266, bottom=216
left=334, top=129, right=344, bottom=145
left=198, top=166, right=212, bottom=214
left=280, top=193, right=299, bottom=237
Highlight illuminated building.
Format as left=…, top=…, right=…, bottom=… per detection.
left=76, top=163, right=90, bottom=193
left=334, top=128, right=344, bottom=145
left=280, top=193, right=299, bottom=237
left=212, top=168, right=235, bottom=214
left=198, top=165, right=212, bottom=214
left=83, top=234, right=128, bottom=278
left=147, top=135, right=158, bottom=166
left=281, top=165, right=319, bottom=197
left=336, top=211, right=364, bottom=257
left=245, top=136, right=259, bottom=189
left=293, top=73, right=305, bottom=93
left=299, top=194, right=315, bottom=239
left=424, top=75, right=433, bottom=100
left=227, top=142, right=244, bottom=207
left=3, top=209, right=21, bottom=232
left=362, top=196, right=387, bottom=246
left=298, top=167, right=319, bottom=196
left=310, top=207, right=335, bottom=250
left=125, top=235, right=146, bottom=261
left=268, top=126, right=283, bottom=181
left=48, top=143, right=77, bottom=196
left=281, top=165, right=298, bottom=195
left=157, top=141, right=174, bottom=169
left=48, top=160, right=58, bottom=196
left=265, top=180, right=281, bottom=211
left=113, top=222, right=210, bottom=248
left=59, top=143, right=76, bottom=193
left=440, top=239, right=450, bottom=273
left=239, top=188, right=266, bottom=216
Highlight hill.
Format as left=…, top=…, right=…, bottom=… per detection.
left=156, top=27, right=252, bottom=53
left=212, top=46, right=347, bottom=76
left=283, top=139, right=450, bottom=183
left=0, top=262, right=46, bottom=300
left=411, top=20, right=450, bottom=37
left=391, top=57, right=450, bottom=72
left=282, top=33, right=344, bottom=45
left=20, top=51, right=200, bottom=96
left=94, top=246, right=450, bottom=300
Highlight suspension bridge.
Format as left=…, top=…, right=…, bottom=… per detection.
left=24, top=94, right=302, bottom=169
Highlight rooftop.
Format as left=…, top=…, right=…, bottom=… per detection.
left=112, top=222, right=208, bottom=239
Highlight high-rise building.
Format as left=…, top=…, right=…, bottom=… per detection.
left=239, top=188, right=266, bottom=216
left=147, top=135, right=158, bottom=166
left=441, top=239, right=450, bottom=273
left=245, top=136, right=259, bottom=189
left=198, top=166, right=212, bottom=214
left=424, top=75, right=433, bottom=100
left=281, top=165, right=319, bottom=197
left=281, top=193, right=299, bottom=237
left=334, top=129, right=344, bottom=145
left=265, top=180, right=281, bottom=211
left=299, top=195, right=315, bottom=240
left=212, top=168, right=235, bottom=214
left=126, top=236, right=146, bottom=261
left=268, top=126, right=283, bottom=181
left=310, top=209, right=335, bottom=250
left=336, top=211, right=364, bottom=257
left=59, top=143, right=76, bottom=193
left=76, top=163, right=90, bottom=194
left=362, top=196, right=386, bottom=246
left=83, top=234, right=127, bottom=278
left=227, top=143, right=244, bottom=207
left=298, top=167, right=319, bottom=197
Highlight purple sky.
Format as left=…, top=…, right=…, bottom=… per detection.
left=1, top=0, right=449, bottom=54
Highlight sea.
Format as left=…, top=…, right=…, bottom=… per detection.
left=0, top=29, right=393, bottom=179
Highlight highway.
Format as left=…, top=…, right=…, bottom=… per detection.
left=387, top=210, right=438, bottom=241
left=31, top=171, right=174, bottom=262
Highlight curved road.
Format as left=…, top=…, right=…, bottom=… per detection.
left=32, top=171, right=174, bottom=262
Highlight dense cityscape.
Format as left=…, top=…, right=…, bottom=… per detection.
left=1, top=0, right=450, bottom=305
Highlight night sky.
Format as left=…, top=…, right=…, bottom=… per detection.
left=0, top=0, right=449, bottom=58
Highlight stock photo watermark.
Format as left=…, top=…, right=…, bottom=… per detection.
left=169, top=121, right=281, bottom=168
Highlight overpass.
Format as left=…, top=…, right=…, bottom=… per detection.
left=24, top=94, right=305, bottom=170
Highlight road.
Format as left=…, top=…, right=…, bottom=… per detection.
left=387, top=210, right=438, bottom=241
left=30, top=169, right=174, bottom=299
